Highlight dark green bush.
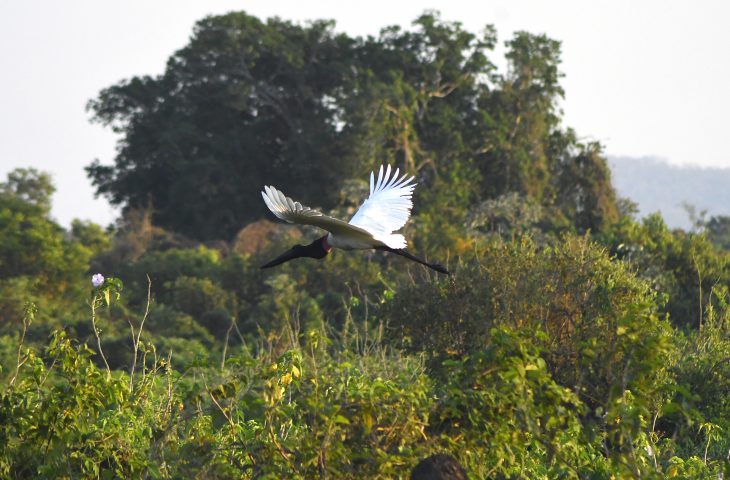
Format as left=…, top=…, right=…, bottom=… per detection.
left=665, top=303, right=730, bottom=462
left=598, top=213, right=730, bottom=330
left=169, top=276, right=231, bottom=321
left=124, top=246, right=222, bottom=302
left=385, top=236, right=674, bottom=445
left=431, top=326, right=611, bottom=478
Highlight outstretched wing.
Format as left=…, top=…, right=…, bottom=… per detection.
left=261, top=186, right=373, bottom=238
left=349, top=165, right=416, bottom=237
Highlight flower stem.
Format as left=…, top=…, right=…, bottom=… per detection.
left=91, top=296, right=111, bottom=378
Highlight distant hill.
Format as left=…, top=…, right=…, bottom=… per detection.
left=608, top=156, right=730, bottom=230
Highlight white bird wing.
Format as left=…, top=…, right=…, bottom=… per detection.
left=261, top=185, right=374, bottom=238
left=349, top=165, right=416, bottom=237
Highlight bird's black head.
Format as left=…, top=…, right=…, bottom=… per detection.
left=260, top=236, right=331, bottom=269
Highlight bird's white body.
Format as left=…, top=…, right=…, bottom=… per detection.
left=262, top=165, right=416, bottom=251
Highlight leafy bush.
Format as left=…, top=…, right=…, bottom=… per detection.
left=0, top=169, right=92, bottom=323
left=1, top=253, right=728, bottom=478
left=385, top=236, right=674, bottom=451
left=666, top=301, right=730, bottom=462
left=145, top=304, right=216, bottom=345
left=170, top=276, right=231, bottom=321
left=430, top=326, right=611, bottom=478
left=1, top=331, right=160, bottom=478
left=125, top=246, right=222, bottom=302
left=599, top=213, right=730, bottom=329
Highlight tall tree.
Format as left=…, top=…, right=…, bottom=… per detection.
left=0, top=167, right=55, bottom=214
left=0, top=169, right=93, bottom=321
left=88, top=13, right=358, bottom=240
left=88, top=11, right=619, bottom=241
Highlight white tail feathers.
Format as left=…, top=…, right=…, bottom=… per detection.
left=375, top=233, right=407, bottom=249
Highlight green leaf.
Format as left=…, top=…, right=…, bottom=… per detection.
left=334, top=415, right=350, bottom=425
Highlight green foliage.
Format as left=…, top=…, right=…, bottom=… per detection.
left=550, top=136, right=620, bottom=233
left=387, top=236, right=671, bottom=412
left=122, top=246, right=222, bottom=307
left=0, top=169, right=95, bottom=325
left=238, top=340, right=434, bottom=478
left=87, top=10, right=619, bottom=241
left=704, top=215, right=730, bottom=251
left=468, top=191, right=545, bottom=240
left=1, top=331, right=151, bottom=478
left=142, top=305, right=217, bottom=347
left=2, top=9, right=729, bottom=480
left=87, top=12, right=359, bottom=240
left=70, top=220, right=111, bottom=258
left=4, top=291, right=720, bottom=479
left=0, top=318, right=433, bottom=478
left=599, top=213, right=730, bottom=329
left=666, top=309, right=730, bottom=462
left=0, top=167, right=55, bottom=214
left=1, top=226, right=727, bottom=478
left=431, top=327, right=608, bottom=478
left=170, top=276, right=231, bottom=321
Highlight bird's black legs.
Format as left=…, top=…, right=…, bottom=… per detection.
left=376, top=247, right=450, bottom=275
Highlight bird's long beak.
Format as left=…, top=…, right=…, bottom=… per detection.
left=260, top=247, right=301, bottom=269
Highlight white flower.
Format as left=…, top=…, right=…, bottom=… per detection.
left=91, top=273, right=105, bottom=288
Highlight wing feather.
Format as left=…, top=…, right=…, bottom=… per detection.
left=261, top=186, right=374, bottom=238
left=349, top=165, right=416, bottom=238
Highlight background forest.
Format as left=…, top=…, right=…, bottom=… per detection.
left=2, top=11, right=730, bottom=479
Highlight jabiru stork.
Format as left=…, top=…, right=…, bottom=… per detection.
left=260, top=165, right=449, bottom=274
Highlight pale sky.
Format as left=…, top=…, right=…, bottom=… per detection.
left=1, top=1, right=728, bottom=227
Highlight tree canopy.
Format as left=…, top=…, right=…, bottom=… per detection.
left=87, top=11, right=618, bottom=241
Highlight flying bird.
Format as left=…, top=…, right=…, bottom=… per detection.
left=260, top=165, right=449, bottom=274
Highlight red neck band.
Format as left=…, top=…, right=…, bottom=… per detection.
left=321, top=235, right=332, bottom=253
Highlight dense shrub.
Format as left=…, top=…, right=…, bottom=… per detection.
left=430, top=327, right=611, bottom=478
left=385, top=236, right=674, bottom=447
left=170, top=276, right=232, bottom=321
left=4, top=312, right=721, bottom=478
left=383, top=236, right=672, bottom=466
left=665, top=308, right=730, bottom=462
left=0, top=322, right=434, bottom=478
left=124, top=246, right=222, bottom=302
left=599, top=213, right=730, bottom=329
